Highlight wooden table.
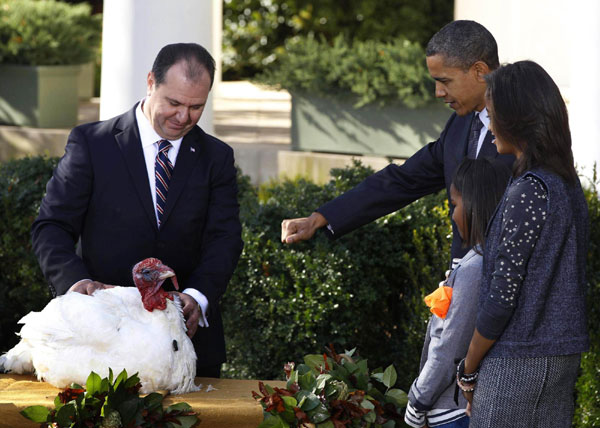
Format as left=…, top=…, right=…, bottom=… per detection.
left=0, top=374, right=285, bottom=428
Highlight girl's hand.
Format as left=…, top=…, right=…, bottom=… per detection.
left=463, top=390, right=473, bottom=416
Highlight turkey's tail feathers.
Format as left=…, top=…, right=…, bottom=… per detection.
left=0, top=341, right=34, bottom=374
left=169, top=352, right=201, bottom=395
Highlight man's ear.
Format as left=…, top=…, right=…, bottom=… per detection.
left=146, top=71, right=155, bottom=96
left=472, top=61, right=491, bottom=82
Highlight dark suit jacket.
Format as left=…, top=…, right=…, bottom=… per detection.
left=317, top=111, right=515, bottom=260
left=31, top=104, right=243, bottom=368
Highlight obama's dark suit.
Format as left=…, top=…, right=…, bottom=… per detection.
left=318, top=111, right=514, bottom=260
left=32, top=104, right=243, bottom=369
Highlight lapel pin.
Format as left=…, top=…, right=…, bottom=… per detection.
left=190, top=147, right=196, bottom=153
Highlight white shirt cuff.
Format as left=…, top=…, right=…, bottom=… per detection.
left=183, top=288, right=210, bottom=327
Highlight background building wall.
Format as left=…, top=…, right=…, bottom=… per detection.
left=455, top=0, right=600, bottom=179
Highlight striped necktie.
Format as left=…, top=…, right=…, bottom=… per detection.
left=467, top=114, right=484, bottom=159
left=155, top=139, right=173, bottom=226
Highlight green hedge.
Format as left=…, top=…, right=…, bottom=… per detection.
left=574, top=172, right=600, bottom=428
left=0, top=157, right=54, bottom=350
left=255, top=35, right=434, bottom=108
left=223, top=161, right=449, bottom=390
left=0, top=0, right=101, bottom=66
left=222, top=0, right=453, bottom=80
left=1, top=157, right=599, bottom=424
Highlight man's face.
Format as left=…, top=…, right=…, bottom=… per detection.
left=143, top=61, right=211, bottom=140
left=426, top=54, right=487, bottom=116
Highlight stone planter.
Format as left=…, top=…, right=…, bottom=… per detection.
left=0, top=64, right=80, bottom=128
left=77, top=61, right=95, bottom=100
left=291, top=93, right=450, bottom=158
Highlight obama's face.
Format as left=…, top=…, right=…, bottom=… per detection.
left=426, top=54, right=489, bottom=116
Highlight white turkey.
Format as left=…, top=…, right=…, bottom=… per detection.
left=0, top=258, right=199, bottom=395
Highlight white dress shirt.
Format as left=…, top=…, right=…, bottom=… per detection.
left=135, top=100, right=210, bottom=327
left=475, top=107, right=490, bottom=158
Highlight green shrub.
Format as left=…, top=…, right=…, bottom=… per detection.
left=574, top=170, right=600, bottom=428
left=222, top=0, right=453, bottom=79
left=222, top=161, right=450, bottom=390
left=1, top=156, right=599, bottom=426
left=255, top=35, right=434, bottom=108
left=0, top=0, right=101, bottom=65
left=0, top=156, right=55, bottom=351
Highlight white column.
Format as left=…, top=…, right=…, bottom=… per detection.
left=569, top=0, right=600, bottom=182
left=100, top=0, right=220, bottom=133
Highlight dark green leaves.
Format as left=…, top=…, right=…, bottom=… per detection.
left=20, top=369, right=199, bottom=427
left=20, top=406, right=49, bottom=423
left=0, top=0, right=101, bottom=65
left=253, top=346, right=406, bottom=427
left=386, top=389, right=409, bottom=408
left=382, top=365, right=397, bottom=389
left=256, top=34, right=434, bottom=108
left=85, top=371, right=102, bottom=395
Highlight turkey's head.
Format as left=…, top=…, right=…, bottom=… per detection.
left=132, top=258, right=179, bottom=312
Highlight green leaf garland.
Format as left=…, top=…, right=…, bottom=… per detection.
left=20, top=369, right=199, bottom=428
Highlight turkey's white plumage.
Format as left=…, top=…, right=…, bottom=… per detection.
left=1, top=285, right=199, bottom=395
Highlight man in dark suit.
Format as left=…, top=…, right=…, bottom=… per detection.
left=281, top=21, right=514, bottom=260
left=31, top=43, right=243, bottom=378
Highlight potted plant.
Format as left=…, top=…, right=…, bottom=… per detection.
left=0, top=0, right=101, bottom=128
left=256, top=35, right=449, bottom=158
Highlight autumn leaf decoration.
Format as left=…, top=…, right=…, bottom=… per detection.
left=21, top=369, right=199, bottom=428
left=253, top=345, right=408, bottom=428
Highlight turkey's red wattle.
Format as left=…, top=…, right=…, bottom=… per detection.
left=142, top=289, right=174, bottom=311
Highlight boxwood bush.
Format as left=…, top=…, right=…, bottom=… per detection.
left=255, top=35, right=434, bottom=108
left=1, top=157, right=599, bottom=423
left=0, top=156, right=54, bottom=350
left=574, top=172, right=600, bottom=428
left=0, top=0, right=101, bottom=66
left=223, top=161, right=449, bottom=390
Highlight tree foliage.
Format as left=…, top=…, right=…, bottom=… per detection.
left=0, top=0, right=101, bottom=65
left=255, top=35, right=434, bottom=108
left=222, top=0, right=454, bottom=79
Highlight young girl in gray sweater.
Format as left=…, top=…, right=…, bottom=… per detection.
left=405, top=157, right=510, bottom=428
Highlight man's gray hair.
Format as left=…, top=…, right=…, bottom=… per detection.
left=426, top=20, right=499, bottom=71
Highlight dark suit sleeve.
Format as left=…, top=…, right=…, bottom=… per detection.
left=184, top=146, right=243, bottom=307
left=31, top=127, right=93, bottom=295
left=317, top=117, right=452, bottom=238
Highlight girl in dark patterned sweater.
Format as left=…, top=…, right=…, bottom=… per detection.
left=459, top=61, right=589, bottom=428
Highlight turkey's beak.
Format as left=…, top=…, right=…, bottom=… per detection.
left=155, top=266, right=179, bottom=292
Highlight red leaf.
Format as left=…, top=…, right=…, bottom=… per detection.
left=273, top=387, right=294, bottom=397
left=58, top=387, right=85, bottom=403
left=294, top=407, right=309, bottom=423
left=283, top=362, right=295, bottom=379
